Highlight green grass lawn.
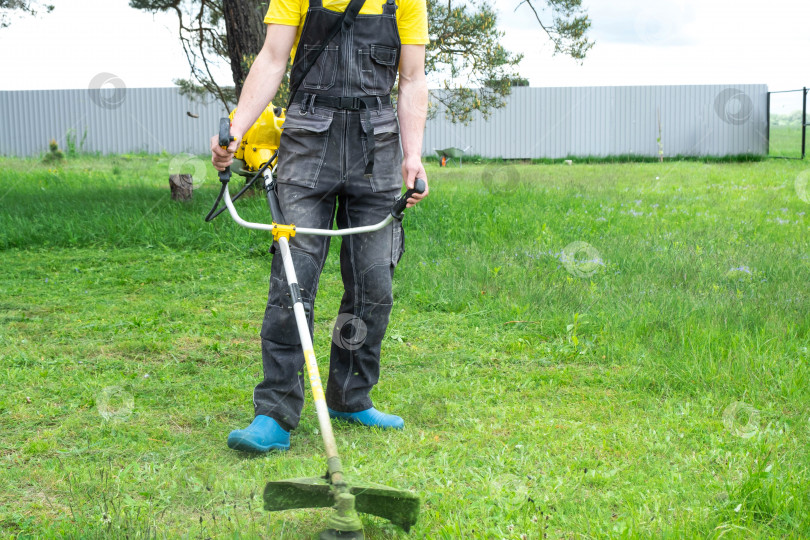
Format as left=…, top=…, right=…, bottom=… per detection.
left=1, top=154, right=810, bottom=539
left=769, top=125, right=805, bottom=159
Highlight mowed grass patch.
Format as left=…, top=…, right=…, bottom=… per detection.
left=1, top=155, right=810, bottom=538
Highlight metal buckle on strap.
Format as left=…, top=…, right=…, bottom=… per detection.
left=338, top=97, right=362, bottom=110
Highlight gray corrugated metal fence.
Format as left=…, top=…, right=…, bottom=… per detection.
left=0, top=84, right=767, bottom=158
left=0, top=87, right=227, bottom=157
left=425, top=85, right=768, bottom=158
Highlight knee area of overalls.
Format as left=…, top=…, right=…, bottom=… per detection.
left=263, top=252, right=319, bottom=345
left=260, top=300, right=314, bottom=345
left=359, top=262, right=395, bottom=307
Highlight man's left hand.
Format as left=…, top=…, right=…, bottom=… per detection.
left=402, top=155, right=429, bottom=208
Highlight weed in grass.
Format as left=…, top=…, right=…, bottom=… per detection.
left=42, top=139, right=65, bottom=164
left=65, top=128, right=88, bottom=159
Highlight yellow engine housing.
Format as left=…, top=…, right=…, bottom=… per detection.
left=230, top=104, right=285, bottom=176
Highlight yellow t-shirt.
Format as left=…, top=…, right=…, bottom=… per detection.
left=265, top=0, right=429, bottom=63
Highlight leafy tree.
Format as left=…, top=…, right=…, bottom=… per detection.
left=427, top=0, right=592, bottom=122
left=131, top=0, right=592, bottom=121
left=426, top=0, right=522, bottom=123
left=771, top=111, right=804, bottom=127
left=129, top=0, right=289, bottom=108
left=0, top=0, right=54, bottom=29
left=518, top=0, right=592, bottom=60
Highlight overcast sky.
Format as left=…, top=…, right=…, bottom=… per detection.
left=0, top=0, right=807, bottom=112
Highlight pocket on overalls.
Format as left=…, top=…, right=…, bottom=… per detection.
left=301, top=44, right=340, bottom=91
left=260, top=250, right=320, bottom=345
left=360, top=112, right=402, bottom=192
left=358, top=44, right=398, bottom=95
left=278, top=111, right=334, bottom=188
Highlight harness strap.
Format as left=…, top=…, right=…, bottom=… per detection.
left=286, top=0, right=367, bottom=110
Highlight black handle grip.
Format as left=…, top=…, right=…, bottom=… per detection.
left=391, top=178, right=426, bottom=220
left=219, top=117, right=232, bottom=148
left=218, top=117, right=233, bottom=184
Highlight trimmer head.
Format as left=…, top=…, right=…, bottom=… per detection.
left=264, top=476, right=420, bottom=532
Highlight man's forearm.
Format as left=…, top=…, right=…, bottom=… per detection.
left=231, top=53, right=286, bottom=136
left=230, top=25, right=296, bottom=138
left=397, top=71, right=428, bottom=161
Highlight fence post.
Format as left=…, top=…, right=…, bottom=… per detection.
left=766, top=91, right=771, bottom=156
left=802, top=87, right=807, bottom=159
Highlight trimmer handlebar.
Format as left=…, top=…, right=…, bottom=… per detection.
left=210, top=119, right=424, bottom=235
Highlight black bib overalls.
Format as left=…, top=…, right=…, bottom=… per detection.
left=253, top=0, right=404, bottom=431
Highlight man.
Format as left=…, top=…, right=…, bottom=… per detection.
left=210, top=0, right=429, bottom=453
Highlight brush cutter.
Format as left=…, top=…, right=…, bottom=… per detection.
left=208, top=117, right=422, bottom=538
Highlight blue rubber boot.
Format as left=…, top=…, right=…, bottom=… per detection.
left=327, top=407, right=404, bottom=430
left=227, top=415, right=290, bottom=453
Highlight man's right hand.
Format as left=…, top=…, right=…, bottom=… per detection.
left=209, top=24, right=297, bottom=173
left=211, top=133, right=242, bottom=172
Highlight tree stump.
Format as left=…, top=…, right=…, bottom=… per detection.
left=169, top=174, right=194, bottom=201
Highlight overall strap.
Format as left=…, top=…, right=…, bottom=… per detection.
left=309, top=0, right=323, bottom=7
left=383, top=0, right=397, bottom=15
left=286, top=0, right=367, bottom=109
